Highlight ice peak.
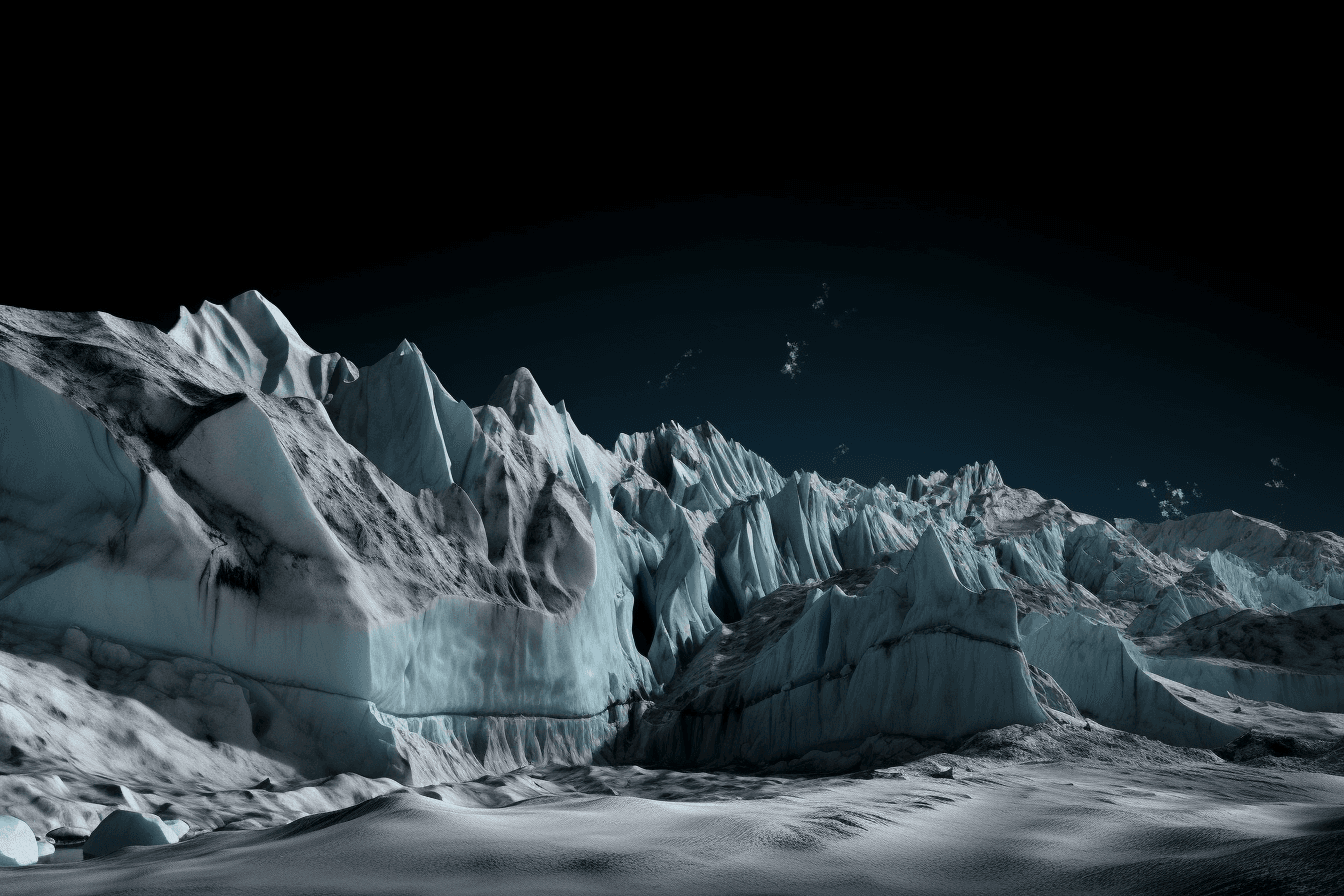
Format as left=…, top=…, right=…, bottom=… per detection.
left=167, top=290, right=345, bottom=400
left=489, top=367, right=551, bottom=420
left=223, top=291, right=300, bottom=346
left=225, top=288, right=268, bottom=314
left=907, top=524, right=969, bottom=596
left=364, top=340, right=432, bottom=376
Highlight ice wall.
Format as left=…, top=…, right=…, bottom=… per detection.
left=622, top=527, right=1050, bottom=768
left=0, top=307, right=657, bottom=780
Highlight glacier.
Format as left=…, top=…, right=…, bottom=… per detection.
left=1, top=289, right=1341, bottom=821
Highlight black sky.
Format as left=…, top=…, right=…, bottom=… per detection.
left=12, top=109, right=1339, bottom=534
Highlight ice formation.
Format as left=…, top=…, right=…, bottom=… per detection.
left=165, top=291, right=356, bottom=402
left=1, top=290, right=1341, bottom=803
left=0, top=817, right=36, bottom=867
left=81, top=810, right=179, bottom=858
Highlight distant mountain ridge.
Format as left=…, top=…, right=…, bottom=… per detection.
left=1, top=291, right=1339, bottom=788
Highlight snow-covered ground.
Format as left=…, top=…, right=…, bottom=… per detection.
left=3, top=724, right=1341, bottom=894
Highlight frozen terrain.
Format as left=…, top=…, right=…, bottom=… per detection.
left=3, top=725, right=1342, bottom=895
left=1, top=292, right=1341, bottom=891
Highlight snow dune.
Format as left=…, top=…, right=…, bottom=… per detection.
left=5, top=733, right=1341, bottom=895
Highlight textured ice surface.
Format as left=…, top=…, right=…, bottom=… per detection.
left=615, top=420, right=785, bottom=516
left=622, top=527, right=1049, bottom=769
left=323, top=338, right=474, bottom=495
left=1130, top=509, right=1344, bottom=588
left=82, top=810, right=179, bottom=858
left=167, top=291, right=355, bottom=402
left=0, top=816, right=36, bottom=867
left=1022, top=610, right=1246, bottom=748
left=2, top=293, right=1343, bottom=825
left=0, top=306, right=655, bottom=781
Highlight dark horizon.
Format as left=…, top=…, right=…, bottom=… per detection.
left=13, top=178, right=1339, bottom=535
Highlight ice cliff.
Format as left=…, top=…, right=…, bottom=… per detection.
left=2, top=291, right=1341, bottom=784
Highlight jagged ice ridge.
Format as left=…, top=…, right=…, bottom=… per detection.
left=1, top=291, right=1340, bottom=800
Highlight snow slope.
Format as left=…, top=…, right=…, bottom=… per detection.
left=5, top=733, right=1342, bottom=895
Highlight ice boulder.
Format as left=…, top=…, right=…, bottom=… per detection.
left=0, top=816, right=38, bottom=867
left=82, top=810, right=180, bottom=858
left=163, top=819, right=189, bottom=839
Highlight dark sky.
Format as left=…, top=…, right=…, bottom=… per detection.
left=13, top=135, right=1340, bottom=534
